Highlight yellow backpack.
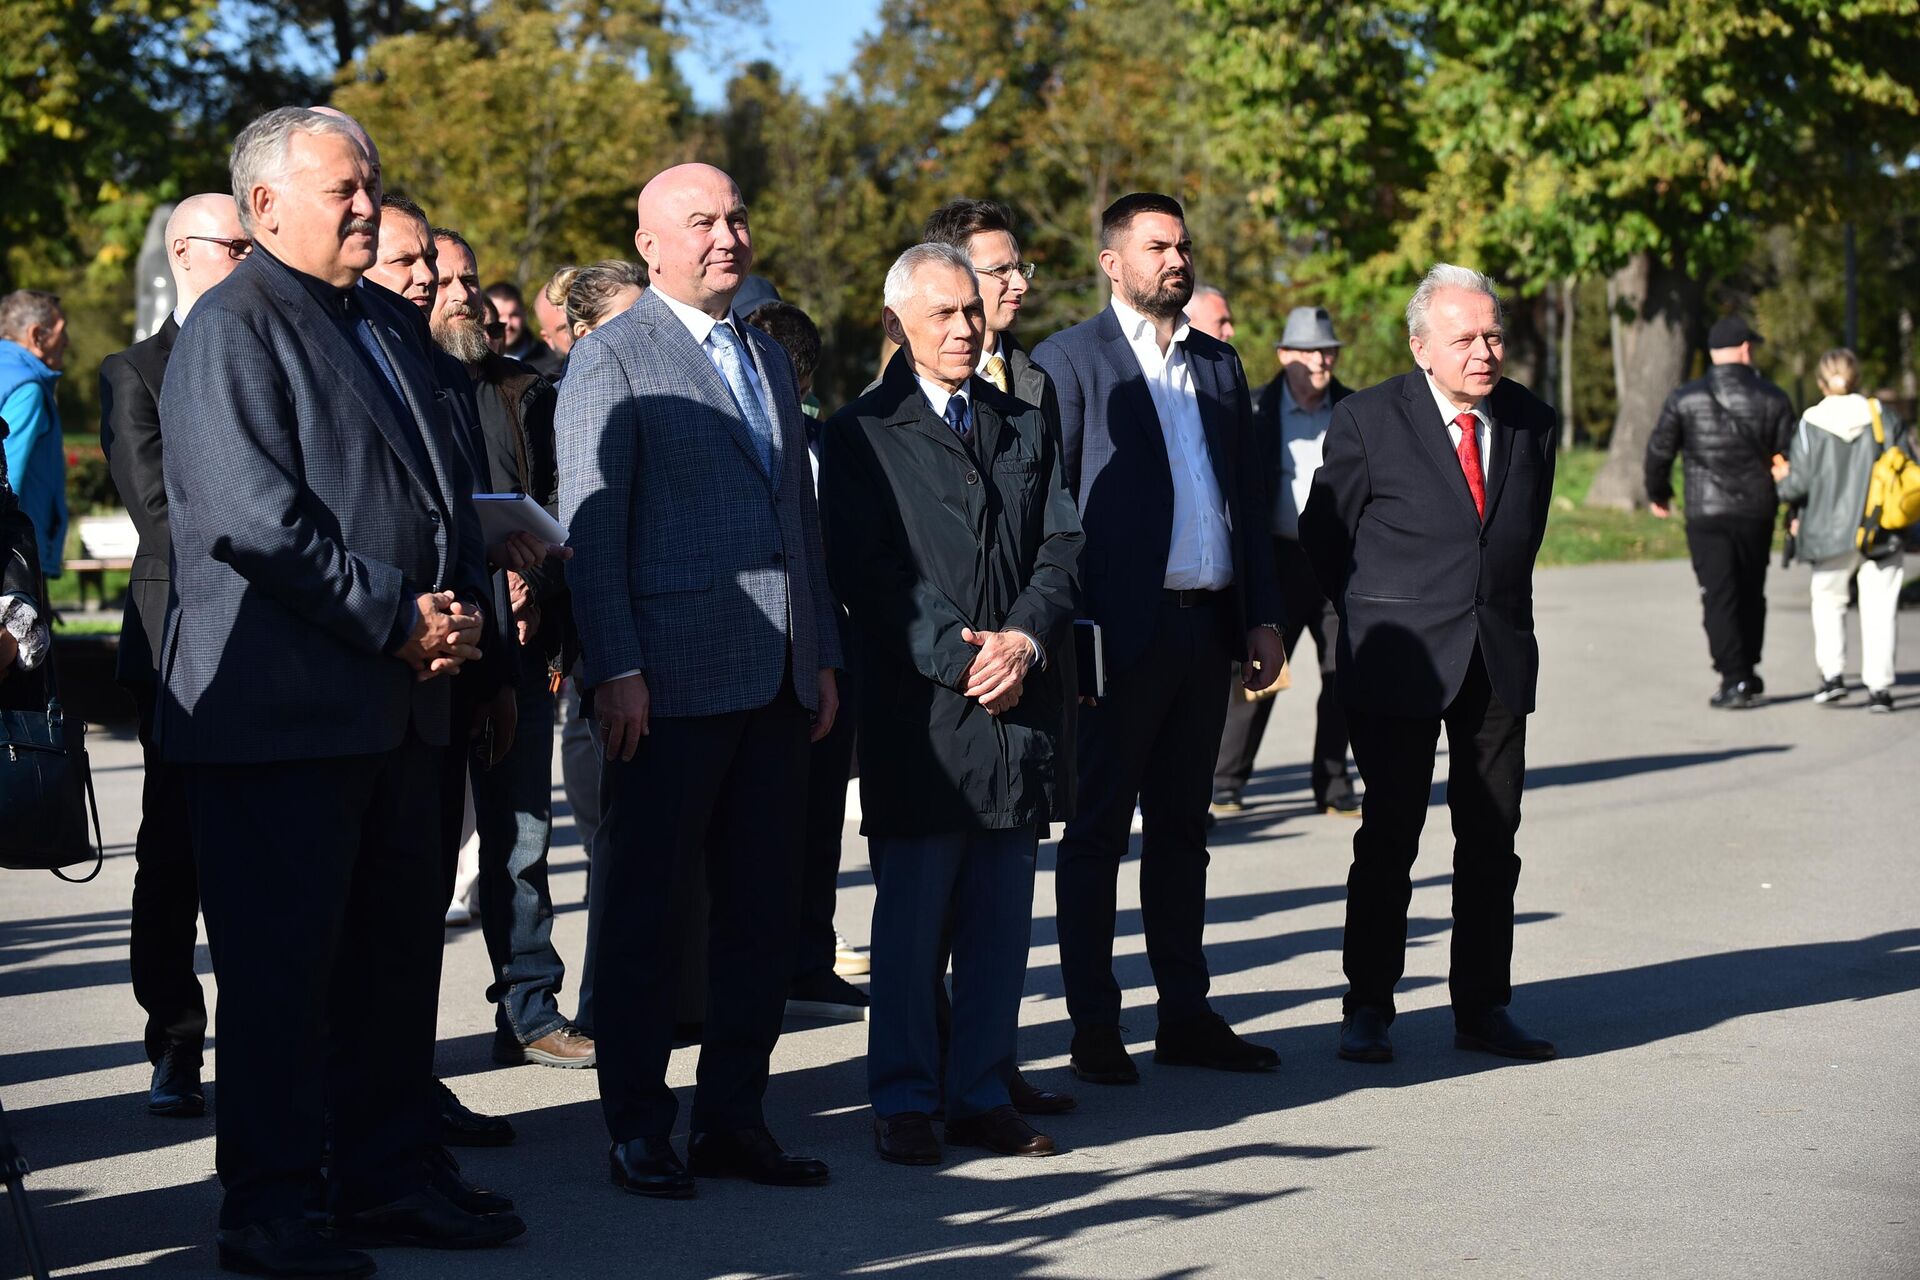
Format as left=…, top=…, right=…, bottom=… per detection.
left=1858, top=398, right=1920, bottom=550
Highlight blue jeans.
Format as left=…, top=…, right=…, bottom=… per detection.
left=472, top=659, right=572, bottom=1045
left=867, top=826, right=1038, bottom=1121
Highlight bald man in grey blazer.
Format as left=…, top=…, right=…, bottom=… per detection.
left=558, top=163, right=842, bottom=1199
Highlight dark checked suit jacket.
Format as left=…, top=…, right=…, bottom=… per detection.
left=556, top=286, right=842, bottom=714
left=156, top=247, right=489, bottom=763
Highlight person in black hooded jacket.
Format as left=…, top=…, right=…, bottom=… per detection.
left=1645, top=315, right=1795, bottom=708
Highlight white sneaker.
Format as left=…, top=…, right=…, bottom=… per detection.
left=832, top=928, right=869, bottom=976
left=444, top=903, right=473, bottom=927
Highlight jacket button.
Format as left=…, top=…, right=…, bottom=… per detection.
left=1478, top=536, right=1488, bottom=548
left=428, top=510, right=441, bottom=523
left=1474, top=595, right=1486, bottom=606
left=965, top=471, right=979, bottom=485
left=771, top=551, right=784, bottom=564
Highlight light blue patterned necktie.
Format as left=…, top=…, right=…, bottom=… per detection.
left=708, top=320, right=774, bottom=473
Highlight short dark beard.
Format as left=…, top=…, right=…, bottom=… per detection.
left=1120, top=260, right=1193, bottom=321
left=432, top=312, right=489, bottom=365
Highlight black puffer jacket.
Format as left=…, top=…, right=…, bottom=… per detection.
left=1645, top=364, right=1795, bottom=520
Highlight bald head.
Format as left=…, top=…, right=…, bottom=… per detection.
left=309, top=105, right=382, bottom=201
left=634, top=163, right=751, bottom=319
left=165, top=193, right=248, bottom=318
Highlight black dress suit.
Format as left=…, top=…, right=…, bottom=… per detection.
left=1298, top=369, right=1556, bottom=1020
left=159, top=247, right=490, bottom=1230
left=1032, top=307, right=1283, bottom=1034
left=98, top=315, right=207, bottom=1070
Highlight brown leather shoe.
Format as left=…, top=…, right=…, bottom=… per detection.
left=945, top=1105, right=1056, bottom=1157
left=1010, top=1070, right=1077, bottom=1116
left=873, top=1112, right=941, bottom=1166
left=497, top=1025, right=596, bottom=1069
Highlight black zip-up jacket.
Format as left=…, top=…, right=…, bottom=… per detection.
left=1645, top=364, right=1795, bottom=521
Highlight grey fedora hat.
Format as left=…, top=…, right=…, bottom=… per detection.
left=1277, top=305, right=1342, bottom=350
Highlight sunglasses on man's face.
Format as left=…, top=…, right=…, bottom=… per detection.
left=185, top=235, right=253, bottom=261
left=485, top=321, right=506, bottom=338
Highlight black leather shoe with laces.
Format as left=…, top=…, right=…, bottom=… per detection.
left=149, top=1044, right=206, bottom=1118
left=216, top=1217, right=374, bottom=1277
left=1069, top=1024, right=1139, bottom=1085
left=1154, top=1012, right=1280, bottom=1072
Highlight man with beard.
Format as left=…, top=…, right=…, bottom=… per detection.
left=427, top=225, right=594, bottom=1070
left=1032, top=192, right=1287, bottom=1086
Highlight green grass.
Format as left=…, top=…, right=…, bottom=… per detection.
left=1537, top=447, right=1692, bottom=566
left=52, top=614, right=122, bottom=637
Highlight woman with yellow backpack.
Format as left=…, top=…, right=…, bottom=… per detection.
left=1772, top=348, right=1914, bottom=713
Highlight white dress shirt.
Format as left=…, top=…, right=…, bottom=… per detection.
left=1274, top=379, right=1334, bottom=539
left=655, top=288, right=773, bottom=424
left=1425, top=373, right=1493, bottom=476
left=1109, top=296, right=1232, bottom=591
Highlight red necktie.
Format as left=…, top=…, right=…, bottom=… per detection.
left=1454, top=411, right=1486, bottom=519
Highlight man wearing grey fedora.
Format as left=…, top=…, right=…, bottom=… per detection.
left=1212, top=305, right=1361, bottom=818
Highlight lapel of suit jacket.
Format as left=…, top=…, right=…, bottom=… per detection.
left=156, top=314, right=179, bottom=363
left=1398, top=369, right=1483, bottom=524
left=633, top=290, right=773, bottom=488
left=256, top=258, right=445, bottom=512
left=1477, top=381, right=1521, bottom=526
left=1092, top=307, right=1174, bottom=481
left=882, top=353, right=979, bottom=473
left=1185, top=340, right=1237, bottom=503
left=362, top=303, right=460, bottom=519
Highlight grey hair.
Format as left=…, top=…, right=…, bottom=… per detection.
left=0, top=290, right=62, bottom=344
left=883, top=242, right=977, bottom=311
left=229, top=107, right=366, bottom=234
left=1405, top=263, right=1503, bottom=339
left=1191, top=283, right=1226, bottom=302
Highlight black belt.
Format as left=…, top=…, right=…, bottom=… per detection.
left=1162, top=588, right=1226, bottom=608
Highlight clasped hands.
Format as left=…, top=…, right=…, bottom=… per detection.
left=396, top=590, right=483, bottom=681
left=961, top=627, right=1032, bottom=715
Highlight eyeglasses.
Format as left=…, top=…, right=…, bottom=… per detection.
left=484, top=321, right=506, bottom=338
left=185, top=235, right=253, bottom=261
left=976, top=261, right=1036, bottom=283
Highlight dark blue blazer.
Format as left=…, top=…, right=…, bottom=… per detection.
left=1031, top=307, right=1282, bottom=676
left=157, top=249, right=490, bottom=764
left=1298, top=369, right=1557, bottom=719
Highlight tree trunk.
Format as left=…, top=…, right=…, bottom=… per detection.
left=1587, top=253, right=1696, bottom=510
left=1559, top=275, right=1576, bottom=450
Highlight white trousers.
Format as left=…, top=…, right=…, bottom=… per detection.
left=1809, top=551, right=1905, bottom=692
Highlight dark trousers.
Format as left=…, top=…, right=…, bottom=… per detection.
left=1342, top=646, right=1526, bottom=1021
left=867, top=827, right=1037, bottom=1120
left=1056, top=593, right=1234, bottom=1031
left=187, top=731, right=445, bottom=1228
left=1686, top=515, right=1773, bottom=681
left=472, top=659, right=570, bottom=1045
left=590, top=683, right=810, bottom=1141
left=1214, top=537, right=1351, bottom=803
left=130, top=684, right=207, bottom=1067
left=794, top=668, right=857, bottom=984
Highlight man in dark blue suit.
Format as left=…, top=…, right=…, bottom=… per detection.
left=1033, top=193, right=1287, bottom=1085
left=1299, top=264, right=1559, bottom=1066
left=160, top=107, right=525, bottom=1275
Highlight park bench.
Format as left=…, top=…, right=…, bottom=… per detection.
left=67, top=513, right=138, bottom=611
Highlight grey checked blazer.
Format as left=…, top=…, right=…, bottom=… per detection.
left=557, top=286, right=842, bottom=717
left=157, top=248, right=489, bottom=764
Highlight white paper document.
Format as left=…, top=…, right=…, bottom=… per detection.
left=472, top=493, right=569, bottom=548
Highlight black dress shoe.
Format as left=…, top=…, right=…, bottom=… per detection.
left=1708, top=680, right=1755, bottom=709
left=216, top=1217, right=374, bottom=1277
left=1010, top=1070, right=1077, bottom=1116
left=609, top=1137, right=696, bottom=1199
left=426, top=1145, right=513, bottom=1216
left=1454, top=1008, right=1556, bottom=1061
left=1069, top=1024, right=1140, bottom=1084
left=149, top=1044, right=206, bottom=1118
left=330, top=1188, right=525, bottom=1250
left=688, top=1127, right=830, bottom=1187
left=435, top=1079, right=515, bottom=1148
left=945, top=1106, right=1057, bottom=1157
left=1337, top=1007, right=1393, bottom=1063
left=1318, top=783, right=1363, bottom=818
left=873, top=1112, right=941, bottom=1166
left=1154, top=1013, right=1280, bottom=1072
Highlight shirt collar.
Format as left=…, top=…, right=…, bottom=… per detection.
left=1110, top=294, right=1190, bottom=352
left=258, top=243, right=356, bottom=317
left=916, top=371, right=971, bottom=422
left=1425, top=372, right=1488, bottom=429
left=976, top=335, right=1003, bottom=372
left=654, top=288, right=737, bottom=345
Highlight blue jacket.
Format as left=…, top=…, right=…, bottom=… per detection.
left=0, top=339, right=67, bottom=576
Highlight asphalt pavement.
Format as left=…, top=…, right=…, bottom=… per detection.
left=2, top=556, right=1916, bottom=1278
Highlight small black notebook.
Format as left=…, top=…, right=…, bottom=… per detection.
left=1073, top=619, right=1105, bottom=700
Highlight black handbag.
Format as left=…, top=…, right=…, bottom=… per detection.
left=0, top=619, right=105, bottom=882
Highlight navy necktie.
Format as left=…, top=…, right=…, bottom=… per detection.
left=944, top=395, right=971, bottom=440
